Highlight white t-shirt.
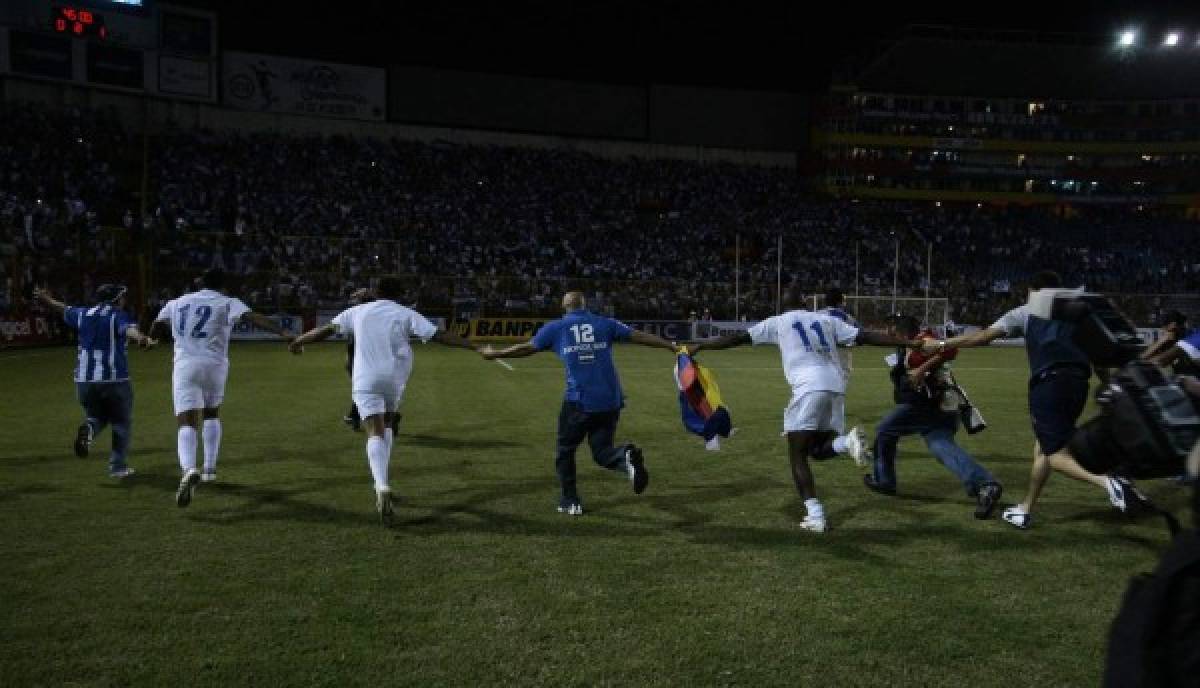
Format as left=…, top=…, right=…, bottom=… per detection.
left=156, top=289, right=251, bottom=364
left=332, top=300, right=438, bottom=392
left=748, top=310, right=860, bottom=395
left=989, top=305, right=1030, bottom=337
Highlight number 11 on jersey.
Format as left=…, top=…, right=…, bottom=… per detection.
left=793, top=320, right=830, bottom=352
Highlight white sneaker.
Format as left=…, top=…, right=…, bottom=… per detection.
left=200, top=472, right=217, bottom=483
left=1104, top=475, right=1146, bottom=513
left=705, top=437, right=721, bottom=451
left=1002, top=506, right=1031, bottom=529
left=375, top=488, right=395, bottom=526
left=845, top=427, right=870, bottom=467
left=175, top=469, right=200, bottom=508
left=799, top=515, right=827, bottom=533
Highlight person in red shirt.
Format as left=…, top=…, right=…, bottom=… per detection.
left=864, top=315, right=1003, bottom=519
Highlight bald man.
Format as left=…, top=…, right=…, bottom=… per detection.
left=483, top=292, right=677, bottom=515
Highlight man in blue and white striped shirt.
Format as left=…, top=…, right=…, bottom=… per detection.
left=36, top=285, right=156, bottom=478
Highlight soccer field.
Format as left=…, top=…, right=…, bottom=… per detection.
left=0, top=343, right=1187, bottom=687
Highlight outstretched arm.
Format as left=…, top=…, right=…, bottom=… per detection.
left=1150, top=345, right=1187, bottom=368
left=148, top=319, right=172, bottom=342
left=33, top=288, right=67, bottom=315
left=126, top=324, right=156, bottom=349
left=431, top=329, right=477, bottom=350
left=628, top=329, right=677, bottom=352
left=481, top=341, right=539, bottom=360
left=689, top=331, right=752, bottom=355
left=289, top=323, right=336, bottom=354
left=855, top=330, right=922, bottom=348
left=920, top=326, right=1006, bottom=354
left=907, top=351, right=947, bottom=389
left=242, top=311, right=292, bottom=339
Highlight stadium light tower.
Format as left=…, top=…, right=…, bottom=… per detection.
left=1165, top=32, right=1181, bottom=46
left=1119, top=30, right=1137, bottom=47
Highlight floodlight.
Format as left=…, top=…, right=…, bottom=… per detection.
left=1119, top=30, right=1136, bottom=47
left=1165, top=32, right=1181, bottom=46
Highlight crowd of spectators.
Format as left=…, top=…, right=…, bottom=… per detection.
left=4, top=101, right=1200, bottom=328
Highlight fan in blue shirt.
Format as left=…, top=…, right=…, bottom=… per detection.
left=35, top=285, right=156, bottom=478
left=482, top=291, right=677, bottom=515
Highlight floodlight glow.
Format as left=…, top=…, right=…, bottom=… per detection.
left=1119, top=30, right=1137, bottom=46
left=1165, top=32, right=1181, bottom=46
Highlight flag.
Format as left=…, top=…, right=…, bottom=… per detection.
left=674, top=351, right=733, bottom=441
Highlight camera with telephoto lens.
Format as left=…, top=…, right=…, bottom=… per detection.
left=1070, top=361, right=1200, bottom=479
left=1044, top=291, right=1200, bottom=477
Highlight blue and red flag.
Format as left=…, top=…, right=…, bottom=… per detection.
left=674, top=351, right=733, bottom=441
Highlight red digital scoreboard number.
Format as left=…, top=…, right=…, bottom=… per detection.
left=52, top=6, right=107, bottom=40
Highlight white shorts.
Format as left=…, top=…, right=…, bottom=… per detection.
left=783, top=391, right=845, bottom=434
left=352, top=391, right=402, bottom=419
left=351, top=366, right=410, bottom=419
left=173, top=359, right=229, bottom=415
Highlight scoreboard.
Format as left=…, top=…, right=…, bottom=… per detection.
left=51, top=6, right=109, bottom=41
left=0, top=0, right=216, bottom=100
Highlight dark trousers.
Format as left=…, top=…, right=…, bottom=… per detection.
left=556, top=401, right=628, bottom=499
left=873, top=403, right=996, bottom=496
left=75, top=381, right=133, bottom=471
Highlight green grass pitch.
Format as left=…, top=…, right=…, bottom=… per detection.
left=0, top=343, right=1189, bottom=687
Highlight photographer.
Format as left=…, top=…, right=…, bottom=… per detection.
left=864, top=315, right=1003, bottom=520
left=1147, top=311, right=1198, bottom=373
left=925, top=271, right=1143, bottom=529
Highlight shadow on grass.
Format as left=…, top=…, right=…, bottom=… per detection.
left=183, top=477, right=371, bottom=527
left=0, top=483, right=59, bottom=502
left=4, top=446, right=172, bottom=468
left=402, top=433, right=522, bottom=450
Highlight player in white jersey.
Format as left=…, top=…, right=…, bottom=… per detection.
left=288, top=276, right=478, bottom=525
left=690, top=289, right=920, bottom=532
left=812, top=287, right=870, bottom=460
left=150, top=269, right=292, bottom=507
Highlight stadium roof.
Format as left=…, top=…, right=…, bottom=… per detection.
left=851, top=26, right=1200, bottom=100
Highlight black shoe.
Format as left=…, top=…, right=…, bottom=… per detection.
left=974, top=483, right=1003, bottom=520
left=626, top=445, right=649, bottom=494
left=74, top=423, right=92, bottom=458
left=343, top=404, right=361, bottom=432
left=176, top=470, right=201, bottom=508
left=863, top=474, right=897, bottom=496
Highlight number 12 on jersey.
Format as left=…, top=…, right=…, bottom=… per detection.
left=793, top=320, right=830, bottom=352
left=178, top=304, right=212, bottom=338
left=570, top=324, right=595, bottom=343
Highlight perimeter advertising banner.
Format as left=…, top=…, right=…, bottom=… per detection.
left=460, top=318, right=696, bottom=341
left=0, top=315, right=65, bottom=347
left=222, top=51, right=386, bottom=121
left=230, top=313, right=304, bottom=341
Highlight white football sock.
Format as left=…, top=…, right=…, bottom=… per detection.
left=384, top=428, right=394, bottom=457
left=202, top=419, right=222, bottom=473
left=804, top=498, right=825, bottom=520
left=366, top=436, right=390, bottom=490
left=177, top=426, right=198, bottom=474
left=832, top=435, right=849, bottom=454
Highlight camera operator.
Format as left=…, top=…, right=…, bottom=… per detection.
left=922, top=270, right=1144, bottom=529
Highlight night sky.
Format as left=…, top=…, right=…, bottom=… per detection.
left=174, top=0, right=1200, bottom=91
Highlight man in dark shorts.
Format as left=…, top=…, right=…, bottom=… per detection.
left=925, top=271, right=1143, bottom=529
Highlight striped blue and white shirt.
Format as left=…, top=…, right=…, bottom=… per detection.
left=65, top=304, right=136, bottom=383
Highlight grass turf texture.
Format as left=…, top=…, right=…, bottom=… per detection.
left=0, top=343, right=1190, bottom=687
